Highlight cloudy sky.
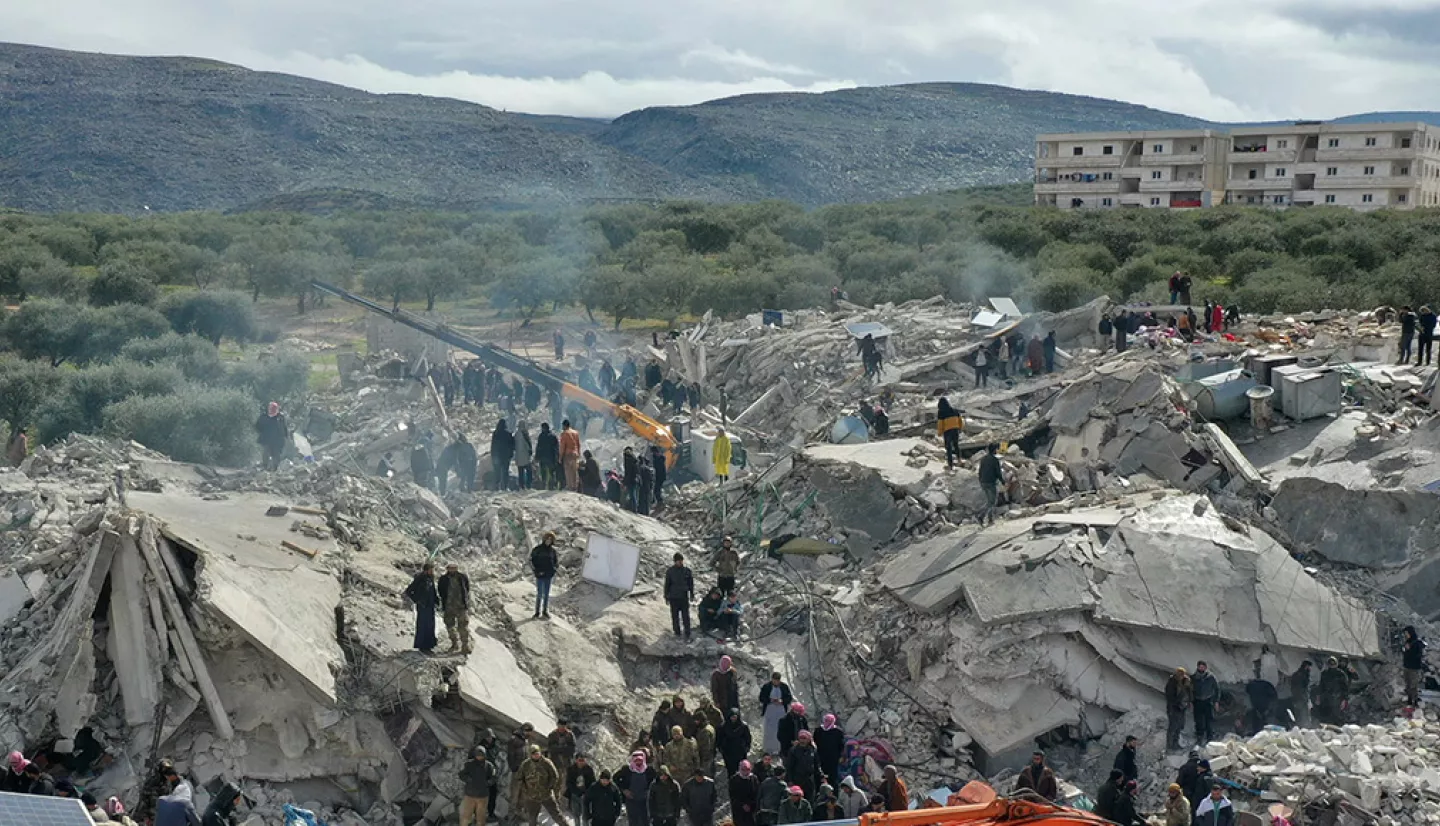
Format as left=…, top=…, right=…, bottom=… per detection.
left=4, top=0, right=1440, bottom=120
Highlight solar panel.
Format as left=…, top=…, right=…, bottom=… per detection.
left=0, top=791, right=96, bottom=826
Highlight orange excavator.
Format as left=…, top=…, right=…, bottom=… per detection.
left=860, top=784, right=1113, bottom=826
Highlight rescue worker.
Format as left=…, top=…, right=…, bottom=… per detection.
left=1165, top=667, right=1192, bottom=750
left=516, top=744, right=569, bottom=826
left=662, top=727, right=698, bottom=782
left=1014, top=751, right=1057, bottom=801
left=254, top=401, right=288, bottom=471
left=647, top=766, right=683, bottom=826
left=404, top=562, right=439, bottom=654
left=712, top=429, right=732, bottom=483
left=438, top=562, right=471, bottom=655
left=459, top=745, right=497, bottom=826
left=937, top=398, right=963, bottom=469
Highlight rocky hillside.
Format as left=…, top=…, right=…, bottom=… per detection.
left=0, top=43, right=715, bottom=212
left=3, top=42, right=1438, bottom=212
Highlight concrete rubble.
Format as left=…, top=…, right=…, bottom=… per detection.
left=2, top=296, right=1439, bottom=825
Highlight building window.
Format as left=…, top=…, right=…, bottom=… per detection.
left=1102, top=198, right=1113, bottom=206
left=1324, top=195, right=1336, bottom=204
left=1400, top=166, right=1410, bottom=175
left=1189, top=144, right=1199, bottom=152
left=1365, top=137, right=1377, bottom=146
left=1103, top=145, right=1114, bottom=155
left=1072, top=146, right=1084, bottom=156
left=1273, top=195, right=1286, bottom=205
left=1102, top=172, right=1113, bottom=180
left=1362, top=194, right=1374, bottom=203
left=1326, top=167, right=1338, bottom=176
left=1363, top=166, right=1375, bottom=175
left=1248, top=169, right=1258, bottom=179
left=1277, top=139, right=1289, bottom=148
left=1152, top=144, right=1163, bottom=153
left=1151, top=171, right=1163, bottom=179
left=1328, top=138, right=1340, bottom=148
left=1246, top=196, right=1257, bottom=204
left=1071, top=198, right=1083, bottom=207
left=1402, top=137, right=1412, bottom=148
left=1275, top=168, right=1287, bottom=177
left=1398, top=194, right=1408, bottom=203
left=1150, top=197, right=1161, bottom=206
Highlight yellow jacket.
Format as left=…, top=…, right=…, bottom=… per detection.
left=713, top=434, right=732, bottom=476
left=937, top=415, right=963, bottom=435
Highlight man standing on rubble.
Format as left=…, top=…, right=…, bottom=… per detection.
left=560, top=420, right=582, bottom=492
left=1402, top=626, right=1426, bottom=707
left=405, top=562, right=439, bottom=654
left=1113, top=735, right=1139, bottom=783
left=1026, top=335, right=1044, bottom=376
left=440, top=433, right=478, bottom=494
left=712, top=429, right=732, bottom=484
left=411, top=438, right=435, bottom=490
left=565, top=754, right=595, bottom=826
left=1114, top=311, right=1128, bottom=353
left=532, top=532, right=559, bottom=619
left=1419, top=305, right=1438, bottom=366
left=1399, top=307, right=1418, bottom=364
left=1042, top=332, right=1057, bottom=374
left=438, top=562, right=471, bottom=655
left=665, top=553, right=695, bottom=642
left=714, top=538, right=741, bottom=595
left=517, top=745, right=570, bottom=826
left=1316, top=656, right=1351, bottom=724
left=1014, top=751, right=1057, bottom=801
left=460, top=746, right=496, bottom=826
left=254, top=402, right=288, bottom=472
left=1288, top=660, right=1313, bottom=727
left=153, top=766, right=199, bottom=826
left=549, top=721, right=578, bottom=789
left=622, top=447, right=640, bottom=511
left=1165, top=667, right=1192, bottom=751
left=536, top=424, right=561, bottom=490
left=937, top=399, right=963, bottom=469
left=491, top=420, right=516, bottom=491
left=1192, top=661, right=1219, bottom=746
left=978, top=444, right=1003, bottom=526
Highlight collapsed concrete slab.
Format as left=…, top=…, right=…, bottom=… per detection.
left=129, top=492, right=345, bottom=704
left=498, top=584, right=627, bottom=712
left=456, top=630, right=556, bottom=733
left=804, top=438, right=937, bottom=493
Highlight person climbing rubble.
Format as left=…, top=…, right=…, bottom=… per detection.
left=717, top=708, right=751, bottom=778
left=936, top=399, right=963, bottom=469
left=438, top=562, right=471, bottom=655
left=712, top=429, right=732, bottom=483
left=1191, top=661, right=1219, bottom=745
left=777, top=702, right=808, bottom=762
left=664, top=553, right=695, bottom=642
left=565, top=754, right=595, bottom=826
left=813, top=714, right=843, bottom=791
left=531, top=532, right=559, bottom=619
left=729, top=761, right=759, bottom=826
left=459, top=746, right=496, bottom=826
left=254, top=401, right=288, bottom=472
left=758, top=673, right=793, bottom=755
left=616, top=751, right=656, bottom=826
left=517, top=745, right=569, bottom=826
left=586, top=770, right=623, bottom=826
left=1402, top=626, right=1426, bottom=707
left=1194, top=785, right=1234, bottom=826
left=404, top=562, right=439, bottom=654
left=647, top=765, right=682, bottom=826
left=681, top=767, right=716, bottom=826
left=1014, top=751, right=1057, bottom=801
left=1316, top=656, right=1351, bottom=724
left=1165, top=667, right=1193, bottom=750
left=978, top=443, right=1003, bottom=525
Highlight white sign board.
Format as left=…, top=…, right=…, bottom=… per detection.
left=989, top=297, right=1023, bottom=318
left=582, top=533, right=642, bottom=591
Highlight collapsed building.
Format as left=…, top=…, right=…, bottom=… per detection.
left=0, top=295, right=1437, bottom=824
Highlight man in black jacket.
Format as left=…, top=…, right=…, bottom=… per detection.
left=254, top=401, right=288, bottom=471
left=978, top=444, right=1003, bottom=526
left=1399, top=306, right=1418, bottom=364
left=1112, top=735, right=1139, bottom=783
left=622, top=447, right=640, bottom=512
left=460, top=746, right=497, bottom=826
left=536, top=424, right=561, bottom=490
left=532, top=532, right=559, bottom=619
left=491, top=420, right=516, bottom=490
left=650, top=445, right=668, bottom=508
left=439, top=562, right=472, bottom=655
left=1418, top=305, right=1438, bottom=366
left=566, top=755, right=597, bottom=826
left=1192, top=661, right=1219, bottom=745
left=586, top=770, right=623, bottom=826
left=1403, top=626, right=1426, bottom=707
left=681, top=768, right=717, bottom=826
left=664, top=553, right=695, bottom=642
left=1092, top=770, right=1123, bottom=820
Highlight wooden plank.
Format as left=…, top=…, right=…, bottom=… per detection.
left=281, top=540, right=320, bottom=559
left=138, top=519, right=233, bottom=740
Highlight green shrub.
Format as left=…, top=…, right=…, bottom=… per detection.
left=103, top=387, right=257, bottom=466
left=226, top=351, right=310, bottom=405
left=119, top=333, right=226, bottom=382
left=89, top=261, right=159, bottom=306
left=157, top=289, right=256, bottom=345
left=1026, top=268, right=1107, bottom=313
left=0, top=357, right=64, bottom=438
left=34, top=361, right=184, bottom=444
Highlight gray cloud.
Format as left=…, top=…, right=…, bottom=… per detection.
left=3, top=0, right=1440, bottom=118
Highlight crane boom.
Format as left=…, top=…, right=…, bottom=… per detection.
left=311, top=280, right=679, bottom=467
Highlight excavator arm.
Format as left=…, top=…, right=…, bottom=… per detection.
left=311, top=281, right=679, bottom=467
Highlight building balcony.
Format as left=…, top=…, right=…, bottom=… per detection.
left=1036, top=155, right=1126, bottom=168
left=1316, top=174, right=1416, bottom=188
left=1138, top=152, right=1206, bottom=166
left=1138, top=178, right=1207, bottom=192
left=1227, top=177, right=1286, bottom=190
left=1314, top=147, right=1419, bottom=162
left=1228, top=148, right=1296, bottom=164
left=1034, top=180, right=1122, bottom=194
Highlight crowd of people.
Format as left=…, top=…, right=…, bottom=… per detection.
left=456, top=667, right=910, bottom=826
left=0, top=751, right=247, bottom=825
left=969, top=330, right=1058, bottom=388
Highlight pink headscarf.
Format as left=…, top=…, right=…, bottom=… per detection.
left=739, top=760, right=753, bottom=778
left=629, top=751, right=648, bottom=772
left=798, top=730, right=814, bottom=743
left=267, top=401, right=280, bottom=417
left=718, top=655, right=732, bottom=673
left=5, top=751, right=26, bottom=774
left=790, top=702, right=805, bottom=715
left=822, top=714, right=837, bottom=731
left=106, top=797, right=126, bottom=816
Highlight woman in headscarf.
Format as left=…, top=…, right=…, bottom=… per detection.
left=615, top=751, right=657, bottom=826
left=1, top=750, right=28, bottom=793
left=757, top=673, right=793, bottom=755
left=813, top=714, right=845, bottom=788
left=777, top=702, right=809, bottom=762
left=717, top=709, right=753, bottom=778
left=787, top=730, right=819, bottom=801
left=728, top=760, right=760, bottom=826
left=711, top=656, right=740, bottom=712
left=651, top=700, right=674, bottom=747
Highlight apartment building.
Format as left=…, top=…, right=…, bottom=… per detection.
left=1035, top=122, right=1440, bottom=211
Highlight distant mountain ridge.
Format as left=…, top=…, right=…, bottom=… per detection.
left=1, top=41, right=1437, bottom=212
